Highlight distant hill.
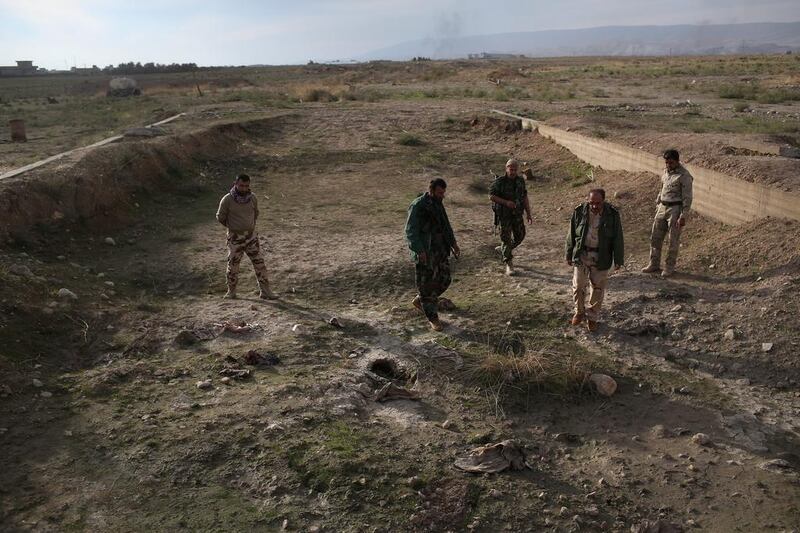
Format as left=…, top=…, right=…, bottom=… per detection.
left=361, top=22, right=800, bottom=60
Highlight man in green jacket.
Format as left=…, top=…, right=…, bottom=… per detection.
left=489, top=159, right=532, bottom=276
left=565, top=188, right=624, bottom=332
left=405, top=178, right=461, bottom=331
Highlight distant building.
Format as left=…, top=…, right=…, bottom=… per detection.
left=0, top=60, right=39, bottom=76
left=70, top=66, right=101, bottom=75
left=468, top=52, right=525, bottom=60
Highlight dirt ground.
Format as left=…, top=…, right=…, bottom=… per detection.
left=1, top=59, right=800, bottom=532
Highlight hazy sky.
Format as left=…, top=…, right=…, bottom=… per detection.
left=1, top=0, right=798, bottom=68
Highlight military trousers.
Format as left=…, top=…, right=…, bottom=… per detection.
left=226, top=231, right=270, bottom=292
left=649, top=204, right=683, bottom=269
left=499, top=216, right=526, bottom=263
left=415, top=251, right=451, bottom=321
left=572, top=252, right=609, bottom=321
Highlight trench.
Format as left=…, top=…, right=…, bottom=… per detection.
left=0, top=116, right=288, bottom=242
left=493, top=110, right=800, bottom=225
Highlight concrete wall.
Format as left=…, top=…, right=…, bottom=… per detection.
left=493, top=110, right=800, bottom=225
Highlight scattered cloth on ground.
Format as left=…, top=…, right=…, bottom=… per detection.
left=174, top=328, right=216, bottom=346
left=621, top=317, right=670, bottom=337
left=244, top=350, right=281, bottom=366
left=420, top=340, right=464, bottom=369
left=219, top=368, right=251, bottom=380
left=454, top=440, right=528, bottom=474
left=374, top=382, right=420, bottom=402
left=215, top=321, right=260, bottom=334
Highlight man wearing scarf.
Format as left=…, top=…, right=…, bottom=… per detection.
left=216, top=174, right=275, bottom=299
left=405, top=178, right=460, bottom=331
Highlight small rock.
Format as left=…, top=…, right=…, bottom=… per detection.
left=589, top=373, right=617, bottom=397
left=291, top=324, right=301, bottom=332
left=32, top=379, right=43, bottom=388
left=760, top=459, right=794, bottom=471
left=559, top=506, right=569, bottom=517
left=651, top=425, right=673, bottom=438
left=64, top=430, right=73, bottom=437
left=57, top=288, right=78, bottom=300
left=723, top=329, right=737, bottom=341
left=761, top=343, right=774, bottom=352
left=488, top=488, right=503, bottom=499
left=40, top=391, right=53, bottom=398
left=585, top=504, right=600, bottom=517
left=441, top=419, right=455, bottom=430
left=104, top=281, right=115, bottom=287
left=104, top=237, right=116, bottom=246
left=328, top=317, right=343, bottom=328
left=407, top=476, right=425, bottom=489
left=196, top=380, right=213, bottom=390
left=670, top=304, right=683, bottom=313
left=691, top=433, right=712, bottom=446
left=8, top=264, right=35, bottom=278
left=220, top=377, right=231, bottom=385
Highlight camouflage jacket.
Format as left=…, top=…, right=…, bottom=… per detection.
left=489, top=175, right=528, bottom=220
left=565, top=202, right=624, bottom=271
left=404, top=192, right=456, bottom=263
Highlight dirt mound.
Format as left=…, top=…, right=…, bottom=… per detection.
left=469, top=115, right=522, bottom=134
left=683, top=217, right=800, bottom=276
left=0, top=116, right=287, bottom=242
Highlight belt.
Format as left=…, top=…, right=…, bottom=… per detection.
left=660, top=200, right=682, bottom=207
left=583, top=246, right=599, bottom=253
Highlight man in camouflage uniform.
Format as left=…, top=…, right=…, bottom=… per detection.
left=489, top=159, right=532, bottom=276
left=405, top=178, right=460, bottom=331
left=642, top=149, right=694, bottom=278
left=216, top=174, right=275, bottom=299
left=565, top=188, right=624, bottom=332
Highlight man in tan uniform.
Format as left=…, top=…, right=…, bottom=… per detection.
left=216, top=174, right=275, bottom=299
left=565, top=189, right=624, bottom=332
left=642, top=149, right=693, bottom=278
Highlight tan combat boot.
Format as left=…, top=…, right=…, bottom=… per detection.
left=641, top=262, right=660, bottom=273
left=570, top=313, right=584, bottom=326
left=412, top=295, right=423, bottom=313
left=587, top=320, right=599, bottom=332
left=259, top=287, right=277, bottom=300
left=505, top=262, right=515, bottom=276
left=429, top=318, right=444, bottom=332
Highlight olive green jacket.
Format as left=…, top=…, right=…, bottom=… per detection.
left=405, top=192, right=456, bottom=263
left=489, top=175, right=528, bottom=220
left=565, top=202, right=624, bottom=271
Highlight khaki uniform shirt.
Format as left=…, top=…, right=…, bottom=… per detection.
left=216, top=193, right=259, bottom=234
left=656, top=165, right=694, bottom=215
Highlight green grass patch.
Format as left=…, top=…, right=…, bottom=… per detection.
left=397, top=133, right=425, bottom=146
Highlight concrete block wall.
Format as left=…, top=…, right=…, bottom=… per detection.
left=493, top=110, right=800, bottom=225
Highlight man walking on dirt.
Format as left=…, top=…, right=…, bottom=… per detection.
left=565, top=188, right=624, bottom=332
left=216, top=174, right=275, bottom=300
left=490, top=159, right=532, bottom=276
left=642, top=149, right=694, bottom=278
left=405, top=178, right=460, bottom=331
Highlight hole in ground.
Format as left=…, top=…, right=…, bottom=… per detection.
left=369, top=358, right=409, bottom=383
